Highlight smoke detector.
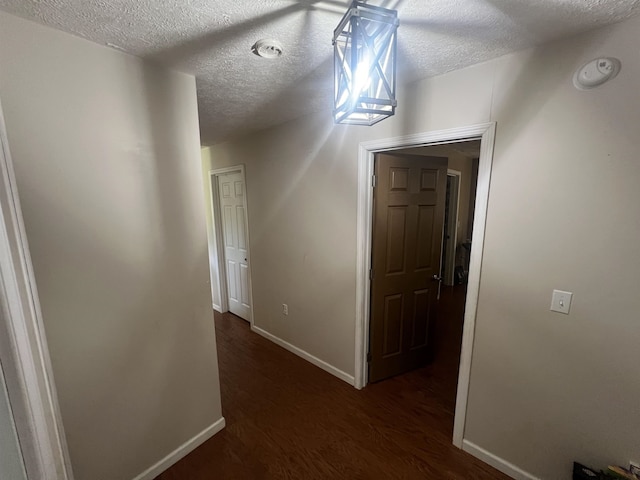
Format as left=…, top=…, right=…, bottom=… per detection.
left=252, top=39, right=283, bottom=59
left=573, top=57, right=621, bottom=90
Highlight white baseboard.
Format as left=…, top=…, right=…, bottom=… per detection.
left=462, top=440, right=540, bottom=480
left=212, top=303, right=222, bottom=313
left=251, top=326, right=355, bottom=386
left=132, top=417, right=226, bottom=480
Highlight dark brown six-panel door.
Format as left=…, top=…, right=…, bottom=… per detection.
left=369, top=153, right=447, bottom=383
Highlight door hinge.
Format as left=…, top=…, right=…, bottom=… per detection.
left=367, top=352, right=372, bottom=362
left=369, top=268, right=374, bottom=280
left=371, top=174, right=377, bottom=188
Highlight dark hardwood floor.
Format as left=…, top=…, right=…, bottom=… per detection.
left=155, top=285, right=510, bottom=479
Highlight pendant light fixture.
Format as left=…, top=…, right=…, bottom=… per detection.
left=333, top=1, right=399, bottom=125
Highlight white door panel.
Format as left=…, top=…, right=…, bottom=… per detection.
left=236, top=206, right=247, bottom=250
left=223, top=206, right=233, bottom=245
left=218, top=171, right=251, bottom=321
left=240, top=263, right=250, bottom=306
left=227, top=260, right=238, bottom=300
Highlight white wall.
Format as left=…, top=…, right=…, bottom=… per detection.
left=0, top=11, right=222, bottom=480
left=203, top=15, right=640, bottom=480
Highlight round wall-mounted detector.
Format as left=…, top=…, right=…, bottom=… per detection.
left=573, top=57, right=621, bottom=90
left=252, top=39, right=283, bottom=59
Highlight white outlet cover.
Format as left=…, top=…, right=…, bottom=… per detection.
left=550, top=290, right=573, bottom=314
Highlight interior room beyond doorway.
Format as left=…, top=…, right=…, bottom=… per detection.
left=367, top=139, right=481, bottom=433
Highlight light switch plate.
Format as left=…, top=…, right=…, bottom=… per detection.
left=550, top=290, right=573, bottom=314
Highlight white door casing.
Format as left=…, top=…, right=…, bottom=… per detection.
left=443, top=170, right=462, bottom=286
left=214, top=169, right=252, bottom=321
left=0, top=358, right=27, bottom=480
left=355, top=123, right=496, bottom=449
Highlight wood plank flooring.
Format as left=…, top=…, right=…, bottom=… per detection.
left=155, top=286, right=510, bottom=479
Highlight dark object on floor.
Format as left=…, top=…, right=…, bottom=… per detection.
left=574, top=462, right=601, bottom=480
left=573, top=462, right=638, bottom=480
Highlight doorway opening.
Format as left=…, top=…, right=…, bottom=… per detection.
left=355, top=123, right=495, bottom=448
left=208, top=165, right=255, bottom=325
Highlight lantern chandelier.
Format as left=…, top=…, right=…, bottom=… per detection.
left=333, top=1, right=399, bottom=125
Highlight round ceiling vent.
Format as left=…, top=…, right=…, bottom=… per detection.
left=252, top=39, right=283, bottom=59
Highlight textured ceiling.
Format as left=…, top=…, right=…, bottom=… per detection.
left=1, top=0, right=639, bottom=144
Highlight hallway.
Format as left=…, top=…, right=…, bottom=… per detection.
left=156, top=303, right=510, bottom=479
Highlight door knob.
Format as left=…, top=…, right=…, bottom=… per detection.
left=432, top=275, right=442, bottom=281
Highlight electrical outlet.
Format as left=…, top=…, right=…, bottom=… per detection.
left=629, top=461, right=640, bottom=476
left=282, top=303, right=288, bottom=315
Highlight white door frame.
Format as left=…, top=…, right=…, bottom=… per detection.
left=443, top=169, right=462, bottom=286
left=354, top=122, right=496, bottom=449
left=208, top=165, right=255, bottom=326
left=0, top=99, right=74, bottom=478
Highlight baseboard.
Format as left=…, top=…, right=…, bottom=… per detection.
left=462, top=440, right=540, bottom=480
left=251, top=325, right=355, bottom=386
left=132, top=417, right=226, bottom=480
left=212, top=303, right=222, bottom=313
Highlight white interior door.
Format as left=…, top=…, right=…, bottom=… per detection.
left=218, top=171, right=251, bottom=321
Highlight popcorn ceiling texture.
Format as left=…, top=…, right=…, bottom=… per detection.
left=0, top=0, right=638, bottom=144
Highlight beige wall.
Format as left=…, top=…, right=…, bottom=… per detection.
left=204, top=15, right=640, bottom=479
left=0, top=12, right=222, bottom=480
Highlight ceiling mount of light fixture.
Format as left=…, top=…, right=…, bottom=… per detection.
left=252, top=39, right=283, bottom=59
left=333, top=0, right=399, bottom=125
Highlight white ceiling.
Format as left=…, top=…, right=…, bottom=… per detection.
left=1, top=0, right=639, bottom=145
